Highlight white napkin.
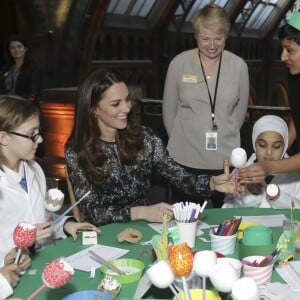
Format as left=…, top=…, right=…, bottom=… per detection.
left=260, top=282, right=300, bottom=300
left=276, top=261, right=300, bottom=292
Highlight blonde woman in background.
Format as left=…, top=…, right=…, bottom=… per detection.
left=163, top=4, right=249, bottom=207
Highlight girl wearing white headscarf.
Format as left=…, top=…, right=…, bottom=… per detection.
left=223, top=115, right=300, bottom=208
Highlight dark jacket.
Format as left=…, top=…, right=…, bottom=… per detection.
left=0, top=63, right=41, bottom=103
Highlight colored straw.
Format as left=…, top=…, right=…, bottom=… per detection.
left=53, top=191, right=91, bottom=225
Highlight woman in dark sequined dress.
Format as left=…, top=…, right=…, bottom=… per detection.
left=65, top=69, right=239, bottom=226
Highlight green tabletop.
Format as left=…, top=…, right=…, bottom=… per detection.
left=13, top=208, right=300, bottom=300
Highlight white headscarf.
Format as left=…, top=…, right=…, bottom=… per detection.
left=252, top=115, right=288, bottom=158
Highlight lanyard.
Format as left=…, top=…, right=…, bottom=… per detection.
left=19, top=165, right=28, bottom=192
left=199, top=50, right=222, bottom=131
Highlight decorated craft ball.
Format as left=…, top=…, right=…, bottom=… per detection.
left=43, top=257, right=74, bottom=288
left=13, top=222, right=37, bottom=248
left=46, top=188, right=64, bottom=212
left=168, top=243, right=193, bottom=276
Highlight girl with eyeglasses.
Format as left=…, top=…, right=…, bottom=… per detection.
left=0, top=95, right=100, bottom=268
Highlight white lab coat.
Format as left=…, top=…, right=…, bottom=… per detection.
left=0, top=160, right=67, bottom=267
left=223, top=153, right=300, bottom=209
left=0, top=272, right=13, bottom=299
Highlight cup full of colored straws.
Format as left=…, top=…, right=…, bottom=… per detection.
left=172, top=201, right=207, bottom=248
left=172, top=201, right=207, bottom=223
left=210, top=217, right=242, bottom=255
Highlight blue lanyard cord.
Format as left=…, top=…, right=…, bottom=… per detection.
left=19, top=167, right=28, bottom=192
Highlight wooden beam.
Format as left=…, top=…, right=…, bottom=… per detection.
left=79, top=0, right=110, bottom=79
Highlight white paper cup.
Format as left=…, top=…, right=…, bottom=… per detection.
left=242, top=255, right=273, bottom=286
left=209, top=229, right=237, bottom=255
left=217, top=257, right=242, bottom=278
left=176, top=221, right=197, bottom=248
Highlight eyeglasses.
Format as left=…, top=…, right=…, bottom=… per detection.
left=8, top=131, right=42, bottom=143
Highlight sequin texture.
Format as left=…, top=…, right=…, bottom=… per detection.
left=65, top=127, right=212, bottom=226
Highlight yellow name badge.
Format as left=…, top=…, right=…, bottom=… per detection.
left=182, top=74, right=198, bottom=83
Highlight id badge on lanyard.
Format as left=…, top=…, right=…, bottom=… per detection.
left=199, top=50, right=221, bottom=152
left=206, top=130, right=217, bottom=150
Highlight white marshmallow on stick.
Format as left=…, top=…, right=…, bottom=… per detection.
left=230, top=147, right=247, bottom=168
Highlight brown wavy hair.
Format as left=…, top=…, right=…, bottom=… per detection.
left=2, top=35, right=35, bottom=75
left=67, top=69, right=143, bottom=184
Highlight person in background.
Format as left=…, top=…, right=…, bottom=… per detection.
left=223, top=115, right=300, bottom=208
left=0, top=95, right=100, bottom=267
left=238, top=11, right=300, bottom=183
left=65, top=69, right=241, bottom=227
left=162, top=4, right=249, bottom=208
left=0, top=35, right=41, bottom=104
left=0, top=248, right=31, bottom=299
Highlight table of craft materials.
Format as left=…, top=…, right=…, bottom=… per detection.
left=13, top=208, right=300, bottom=299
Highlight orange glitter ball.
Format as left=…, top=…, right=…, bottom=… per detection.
left=168, top=243, right=193, bottom=276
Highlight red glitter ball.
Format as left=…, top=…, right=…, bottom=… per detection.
left=43, top=258, right=74, bottom=288
left=13, top=223, right=37, bottom=248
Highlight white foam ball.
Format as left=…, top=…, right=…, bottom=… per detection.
left=193, top=250, right=217, bottom=277
left=209, top=261, right=238, bottom=293
left=147, top=260, right=174, bottom=288
left=231, top=277, right=260, bottom=300
left=230, top=147, right=247, bottom=168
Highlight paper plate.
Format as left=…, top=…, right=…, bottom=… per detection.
left=100, top=258, right=145, bottom=284
left=173, top=289, right=221, bottom=300
left=62, top=290, right=112, bottom=300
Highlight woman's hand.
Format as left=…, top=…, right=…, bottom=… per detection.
left=63, top=222, right=101, bottom=241
left=210, top=174, right=245, bottom=196
left=35, top=221, right=53, bottom=244
left=18, top=251, right=31, bottom=271
left=237, top=161, right=269, bottom=183
left=3, top=248, right=18, bottom=266
left=131, top=202, right=173, bottom=223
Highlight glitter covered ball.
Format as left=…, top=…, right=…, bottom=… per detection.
left=168, top=243, right=193, bottom=276
left=13, top=222, right=37, bottom=248
left=43, top=257, right=74, bottom=288
left=98, top=275, right=121, bottom=299
left=46, top=188, right=64, bottom=212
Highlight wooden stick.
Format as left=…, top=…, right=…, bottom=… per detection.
left=223, top=158, right=230, bottom=179
left=88, top=250, right=126, bottom=275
